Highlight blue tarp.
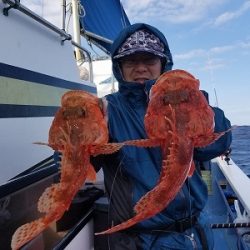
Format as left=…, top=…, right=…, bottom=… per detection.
left=79, top=0, right=130, bottom=54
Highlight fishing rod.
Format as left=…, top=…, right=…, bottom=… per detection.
left=211, top=222, right=250, bottom=229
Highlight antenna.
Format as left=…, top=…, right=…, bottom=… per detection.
left=213, top=87, right=219, bottom=107
left=41, top=0, right=44, bottom=17
left=207, top=52, right=219, bottom=107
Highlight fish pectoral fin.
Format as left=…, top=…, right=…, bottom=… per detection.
left=195, top=127, right=233, bottom=147
left=124, top=139, right=160, bottom=147
left=90, top=143, right=123, bottom=156
left=33, top=141, right=49, bottom=146
left=194, top=131, right=225, bottom=147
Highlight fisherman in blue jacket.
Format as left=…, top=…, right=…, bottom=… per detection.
left=92, top=23, right=232, bottom=250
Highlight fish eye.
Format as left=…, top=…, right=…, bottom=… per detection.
left=63, top=107, right=86, bottom=119
left=162, top=92, right=175, bottom=105
left=162, top=90, right=189, bottom=105
left=77, top=107, right=86, bottom=117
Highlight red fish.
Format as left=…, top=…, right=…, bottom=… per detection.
left=96, top=69, right=228, bottom=235
left=11, top=90, right=123, bottom=250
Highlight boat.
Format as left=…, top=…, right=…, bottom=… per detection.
left=0, top=0, right=249, bottom=249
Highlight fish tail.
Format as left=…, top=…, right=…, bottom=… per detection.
left=11, top=218, right=46, bottom=250
left=38, top=183, right=61, bottom=213
left=95, top=214, right=144, bottom=235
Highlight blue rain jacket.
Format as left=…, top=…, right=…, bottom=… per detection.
left=92, top=23, right=232, bottom=249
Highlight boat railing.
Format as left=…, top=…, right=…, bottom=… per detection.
left=0, top=154, right=60, bottom=198
left=0, top=153, right=104, bottom=249
left=216, top=156, right=250, bottom=218
left=2, top=0, right=93, bottom=82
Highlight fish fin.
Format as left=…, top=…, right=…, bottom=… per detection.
left=11, top=218, right=45, bottom=250
left=91, top=139, right=160, bottom=156
left=124, top=139, right=160, bottom=147
left=33, top=141, right=49, bottom=146
left=194, top=131, right=224, bottom=147
left=91, top=143, right=123, bottom=156
left=38, top=183, right=61, bottom=213
left=195, top=127, right=234, bottom=147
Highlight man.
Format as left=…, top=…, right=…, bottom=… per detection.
left=92, top=23, right=232, bottom=249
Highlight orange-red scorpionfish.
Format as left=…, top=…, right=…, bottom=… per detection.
left=96, top=69, right=230, bottom=235
left=11, top=90, right=122, bottom=250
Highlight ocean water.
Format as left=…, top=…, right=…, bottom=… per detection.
left=231, top=125, right=250, bottom=176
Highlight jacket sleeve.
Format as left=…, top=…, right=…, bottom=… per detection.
left=193, top=107, right=232, bottom=162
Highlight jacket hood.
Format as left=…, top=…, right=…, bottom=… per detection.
left=110, top=23, right=173, bottom=89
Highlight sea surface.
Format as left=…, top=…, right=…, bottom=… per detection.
left=230, top=125, right=250, bottom=176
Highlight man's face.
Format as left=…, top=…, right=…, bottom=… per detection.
left=120, top=53, right=162, bottom=84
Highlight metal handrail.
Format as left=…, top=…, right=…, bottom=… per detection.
left=84, top=30, right=113, bottom=44
left=72, top=40, right=93, bottom=83
left=2, top=0, right=94, bottom=83
left=3, top=0, right=71, bottom=41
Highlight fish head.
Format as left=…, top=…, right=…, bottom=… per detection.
left=49, top=90, right=108, bottom=150
left=145, top=70, right=214, bottom=139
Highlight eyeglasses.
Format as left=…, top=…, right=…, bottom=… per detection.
left=120, top=56, right=161, bottom=68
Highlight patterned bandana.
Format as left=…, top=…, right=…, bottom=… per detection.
left=114, top=29, right=166, bottom=59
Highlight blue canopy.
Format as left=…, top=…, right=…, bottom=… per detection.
left=79, top=0, right=130, bottom=54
